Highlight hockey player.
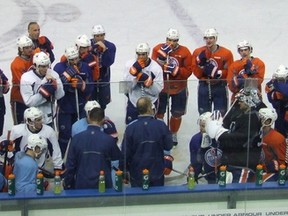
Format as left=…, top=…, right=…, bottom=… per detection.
left=265, top=64, right=288, bottom=137
left=192, top=28, right=234, bottom=115
left=227, top=40, right=265, bottom=102
left=20, top=52, right=64, bottom=126
left=0, top=69, right=10, bottom=136
left=124, top=42, right=163, bottom=124
left=120, top=97, right=173, bottom=187
left=10, top=107, right=63, bottom=172
left=75, top=34, right=100, bottom=82
left=10, top=35, right=34, bottom=124
left=28, top=22, right=55, bottom=63
left=71, top=100, right=118, bottom=140
left=258, top=108, right=287, bottom=181
left=152, top=28, right=192, bottom=146
left=205, top=89, right=262, bottom=183
left=90, top=24, right=116, bottom=110
left=189, top=112, right=222, bottom=184
left=54, top=45, right=94, bottom=157
left=64, top=107, right=122, bottom=189
left=13, top=134, right=47, bottom=193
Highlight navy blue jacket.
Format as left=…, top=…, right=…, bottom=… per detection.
left=121, top=115, right=173, bottom=186
left=65, top=125, right=122, bottom=189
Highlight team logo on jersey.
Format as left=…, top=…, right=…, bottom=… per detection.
left=204, top=147, right=223, bottom=167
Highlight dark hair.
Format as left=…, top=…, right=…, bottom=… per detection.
left=28, top=22, right=38, bottom=30
left=136, top=97, right=152, bottom=115
left=89, top=107, right=105, bottom=122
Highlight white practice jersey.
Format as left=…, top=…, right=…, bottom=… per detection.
left=123, top=58, right=164, bottom=107
left=10, top=123, right=63, bottom=170
left=20, top=68, right=65, bottom=124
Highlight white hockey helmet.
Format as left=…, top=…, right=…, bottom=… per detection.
left=24, top=107, right=43, bottom=123
left=135, top=42, right=150, bottom=54
left=26, top=134, right=47, bottom=154
left=273, top=64, right=288, bottom=80
left=198, top=111, right=212, bottom=125
left=75, top=34, right=90, bottom=47
left=33, top=52, right=50, bottom=67
left=84, top=100, right=101, bottom=116
left=17, top=35, right=33, bottom=49
left=237, top=40, right=253, bottom=53
left=65, top=45, right=79, bottom=59
left=259, top=108, right=278, bottom=126
left=92, top=24, right=105, bottom=35
left=204, top=28, right=218, bottom=39
left=166, top=28, right=179, bottom=40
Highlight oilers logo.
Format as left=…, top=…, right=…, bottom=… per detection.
left=204, top=147, right=223, bottom=167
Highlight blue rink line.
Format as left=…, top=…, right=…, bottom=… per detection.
left=0, top=182, right=287, bottom=201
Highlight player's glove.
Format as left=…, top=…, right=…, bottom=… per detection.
left=196, top=50, right=207, bottom=67
left=200, top=133, right=212, bottom=148
left=38, top=80, right=57, bottom=99
left=0, top=140, right=14, bottom=155
left=244, top=60, right=256, bottom=75
left=163, top=62, right=179, bottom=76
left=0, top=70, right=10, bottom=94
left=266, top=160, right=279, bottom=173
left=204, top=62, right=221, bottom=79
left=163, top=155, right=174, bottom=175
left=70, top=75, right=86, bottom=91
left=137, top=72, right=155, bottom=87
left=129, top=59, right=146, bottom=76
left=205, top=111, right=228, bottom=141
left=61, top=65, right=78, bottom=83
left=157, top=44, right=173, bottom=61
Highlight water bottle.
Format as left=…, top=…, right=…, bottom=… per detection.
left=114, top=170, right=123, bottom=192
left=255, top=164, right=263, bottom=186
left=218, top=165, right=226, bottom=187
left=187, top=167, right=195, bottom=190
left=98, top=170, right=106, bottom=193
left=142, top=169, right=149, bottom=190
left=36, top=173, right=44, bottom=195
left=278, top=164, right=286, bottom=186
left=54, top=171, right=62, bottom=194
left=8, top=173, right=15, bottom=196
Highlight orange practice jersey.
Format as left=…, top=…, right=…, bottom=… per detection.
left=152, top=44, right=192, bottom=95
left=10, top=56, right=33, bottom=103
left=261, top=129, right=286, bottom=171
left=192, top=45, right=234, bottom=82
left=227, top=57, right=265, bottom=94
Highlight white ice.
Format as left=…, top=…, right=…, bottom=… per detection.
left=0, top=0, right=287, bottom=185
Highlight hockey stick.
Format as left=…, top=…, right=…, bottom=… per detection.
left=2, top=130, right=11, bottom=176
left=38, top=166, right=55, bottom=179
left=75, top=88, right=80, bottom=120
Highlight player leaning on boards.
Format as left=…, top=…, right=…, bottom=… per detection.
left=152, top=28, right=192, bottom=147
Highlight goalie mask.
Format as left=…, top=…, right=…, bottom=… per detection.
left=259, top=108, right=277, bottom=127
left=236, top=88, right=261, bottom=108
left=26, top=134, right=47, bottom=159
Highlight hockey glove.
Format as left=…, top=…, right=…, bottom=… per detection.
left=129, top=59, right=146, bottom=76
left=163, top=155, right=174, bottom=175
left=232, top=74, right=245, bottom=90
left=204, top=62, right=221, bottom=79
left=38, top=80, right=57, bottom=99
left=62, top=65, right=78, bottom=83
left=157, top=44, right=173, bottom=61
left=205, top=116, right=228, bottom=141
left=266, top=160, right=279, bottom=173
left=0, top=70, right=9, bottom=94
left=200, top=133, right=212, bottom=148
left=137, top=72, right=154, bottom=87
left=70, top=75, right=86, bottom=91
left=244, top=60, right=256, bottom=75
left=163, top=62, right=179, bottom=76
left=196, top=50, right=207, bottom=67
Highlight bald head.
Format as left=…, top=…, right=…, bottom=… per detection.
left=136, top=97, right=153, bottom=115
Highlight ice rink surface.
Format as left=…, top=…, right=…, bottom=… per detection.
left=0, top=0, right=287, bottom=185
